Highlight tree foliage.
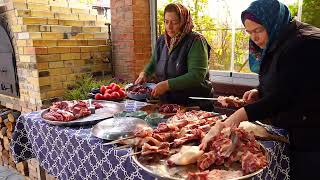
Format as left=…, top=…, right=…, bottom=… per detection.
left=157, top=0, right=250, bottom=72
left=301, top=0, right=320, bottom=27
left=157, top=0, right=320, bottom=72
left=288, top=0, right=319, bottom=28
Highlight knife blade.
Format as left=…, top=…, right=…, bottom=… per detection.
left=189, top=97, right=219, bottom=101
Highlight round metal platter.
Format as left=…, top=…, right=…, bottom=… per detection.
left=41, top=100, right=125, bottom=126
left=132, top=144, right=269, bottom=180
left=91, top=117, right=150, bottom=140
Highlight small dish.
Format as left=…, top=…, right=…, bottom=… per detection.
left=126, top=84, right=153, bottom=101
left=113, top=111, right=148, bottom=119
left=145, top=113, right=165, bottom=127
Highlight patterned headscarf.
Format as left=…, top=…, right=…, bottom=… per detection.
left=241, top=0, right=291, bottom=73
left=164, top=3, right=194, bottom=53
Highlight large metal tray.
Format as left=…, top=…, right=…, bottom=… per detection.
left=132, top=144, right=269, bottom=180
left=41, top=100, right=125, bottom=126
left=91, top=117, right=150, bottom=140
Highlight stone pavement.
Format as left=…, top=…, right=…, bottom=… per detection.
left=0, top=166, right=24, bottom=180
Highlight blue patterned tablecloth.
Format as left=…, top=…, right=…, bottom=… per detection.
left=10, top=100, right=290, bottom=180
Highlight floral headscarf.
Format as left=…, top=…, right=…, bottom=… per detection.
left=164, top=3, right=194, bottom=53
left=241, top=0, right=291, bottom=73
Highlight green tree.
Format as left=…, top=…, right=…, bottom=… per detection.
left=288, top=2, right=298, bottom=18
left=302, top=0, right=320, bottom=27
left=157, top=0, right=215, bottom=40
left=157, top=0, right=250, bottom=72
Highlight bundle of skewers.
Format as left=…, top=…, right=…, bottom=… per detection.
left=105, top=110, right=268, bottom=179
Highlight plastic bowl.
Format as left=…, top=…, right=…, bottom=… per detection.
left=145, top=113, right=165, bottom=127
left=113, top=111, right=148, bottom=119
left=127, top=92, right=150, bottom=101
left=126, top=83, right=154, bottom=101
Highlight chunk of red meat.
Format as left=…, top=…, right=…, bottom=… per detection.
left=197, top=151, right=216, bottom=170
left=241, top=151, right=267, bottom=174
left=187, top=170, right=209, bottom=180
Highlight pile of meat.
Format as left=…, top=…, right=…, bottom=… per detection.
left=118, top=110, right=267, bottom=179
left=197, top=126, right=267, bottom=173
left=43, top=100, right=103, bottom=121
left=159, top=104, right=181, bottom=113
left=217, top=96, right=246, bottom=108
left=127, top=85, right=152, bottom=95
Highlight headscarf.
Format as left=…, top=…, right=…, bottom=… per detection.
left=241, top=0, right=292, bottom=73
left=164, top=3, right=194, bottom=53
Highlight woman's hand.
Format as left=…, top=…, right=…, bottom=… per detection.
left=222, top=107, right=248, bottom=128
left=151, top=80, right=170, bottom=97
left=243, top=89, right=259, bottom=104
left=135, top=72, right=147, bottom=85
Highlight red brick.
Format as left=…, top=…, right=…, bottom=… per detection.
left=111, top=0, right=151, bottom=78
left=125, top=0, right=132, bottom=6
left=24, top=47, right=36, bottom=54
left=35, top=47, right=48, bottom=54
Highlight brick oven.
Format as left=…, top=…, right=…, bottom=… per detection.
left=0, top=15, right=19, bottom=97
left=0, top=0, right=112, bottom=112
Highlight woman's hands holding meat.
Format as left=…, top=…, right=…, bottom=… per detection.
left=151, top=80, right=170, bottom=97
left=135, top=72, right=148, bottom=85
left=243, top=89, right=259, bottom=104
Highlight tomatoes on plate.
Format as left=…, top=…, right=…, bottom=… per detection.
left=95, top=93, right=104, bottom=100
left=95, top=83, right=127, bottom=101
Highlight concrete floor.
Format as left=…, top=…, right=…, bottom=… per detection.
left=0, top=166, right=24, bottom=180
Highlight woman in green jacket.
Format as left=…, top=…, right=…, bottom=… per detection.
left=135, top=3, right=213, bottom=110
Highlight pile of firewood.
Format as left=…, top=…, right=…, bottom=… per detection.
left=0, top=107, right=28, bottom=176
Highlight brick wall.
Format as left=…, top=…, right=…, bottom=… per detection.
left=0, top=0, right=112, bottom=112
left=110, top=0, right=151, bottom=82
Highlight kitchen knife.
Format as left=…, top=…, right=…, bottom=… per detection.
left=189, top=97, right=219, bottom=101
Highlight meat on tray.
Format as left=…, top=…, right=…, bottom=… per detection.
left=187, top=170, right=209, bottom=180
left=141, top=142, right=170, bottom=156
left=208, top=169, right=243, bottom=180
left=197, top=127, right=267, bottom=174
left=127, top=85, right=152, bottom=95
left=159, top=104, right=181, bottom=113
left=217, top=96, right=246, bottom=108
left=114, top=110, right=267, bottom=177
left=43, top=100, right=103, bottom=122
left=167, top=146, right=204, bottom=166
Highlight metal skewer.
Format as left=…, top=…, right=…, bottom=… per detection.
left=114, top=144, right=131, bottom=150
left=121, top=151, right=141, bottom=158
left=103, top=136, right=135, bottom=146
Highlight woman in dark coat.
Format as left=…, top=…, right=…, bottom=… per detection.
left=134, top=3, right=213, bottom=110
left=204, top=0, right=320, bottom=179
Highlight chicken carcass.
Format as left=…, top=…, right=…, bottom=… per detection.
left=167, top=146, right=204, bottom=166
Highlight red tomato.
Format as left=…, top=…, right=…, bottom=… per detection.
left=103, top=93, right=111, bottom=100
left=105, top=89, right=113, bottom=94
left=118, top=90, right=126, bottom=97
left=109, top=83, right=117, bottom=88
left=111, top=92, right=120, bottom=99
left=112, top=85, right=120, bottom=91
left=100, top=86, right=107, bottom=94
left=95, top=93, right=104, bottom=100
left=106, top=85, right=112, bottom=89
